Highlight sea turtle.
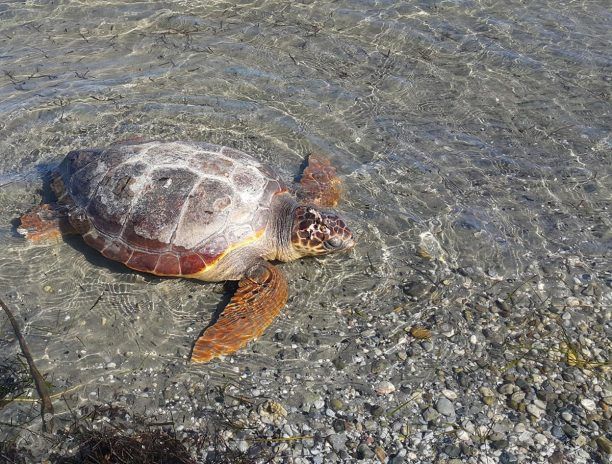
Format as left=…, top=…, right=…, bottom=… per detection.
left=19, top=141, right=354, bottom=362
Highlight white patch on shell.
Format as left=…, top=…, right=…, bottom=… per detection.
left=232, top=165, right=266, bottom=203
left=85, top=141, right=285, bottom=252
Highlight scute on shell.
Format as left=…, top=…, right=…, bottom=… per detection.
left=59, top=141, right=286, bottom=275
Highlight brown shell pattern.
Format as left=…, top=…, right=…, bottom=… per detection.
left=59, top=142, right=286, bottom=275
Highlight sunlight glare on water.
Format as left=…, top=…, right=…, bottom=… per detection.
left=0, top=0, right=610, bottom=458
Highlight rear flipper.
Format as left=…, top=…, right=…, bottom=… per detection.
left=18, top=204, right=76, bottom=242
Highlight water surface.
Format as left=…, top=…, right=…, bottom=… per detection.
left=0, top=0, right=610, bottom=460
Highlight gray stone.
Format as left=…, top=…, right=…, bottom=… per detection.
left=491, top=439, right=509, bottom=450
left=562, top=424, right=579, bottom=438
left=500, top=451, right=518, bottom=464
left=332, top=358, right=346, bottom=370
left=356, top=443, right=374, bottom=460
left=371, top=360, right=389, bottom=375
left=551, top=426, right=564, bottom=439
left=443, top=444, right=461, bottom=458
left=370, top=405, right=385, bottom=418
left=403, top=282, right=432, bottom=298
left=291, top=332, right=309, bottom=344
left=422, top=407, right=440, bottom=422
left=526, top=403, right=543, bottom=419
left=327, top=433, right=346, bottom=452
left=237, top=440, right=249, bottom=453
left=580, top=398, right=596, bottom=412
left=499, top=383, right=515, bottom=395
left=332, top=419, right=345, bottom=432
left=435, top=397, right=456, bottom=417
left=549, top=450, right=565, bottom=464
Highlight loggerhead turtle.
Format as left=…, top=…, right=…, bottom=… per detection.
left=19, top=141, right=354, bottom=362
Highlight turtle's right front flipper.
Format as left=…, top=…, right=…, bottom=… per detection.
left=191, top=261, right=288, bottom=363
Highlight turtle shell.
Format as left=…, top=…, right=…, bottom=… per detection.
left=58, top=141, right=286, bottom=276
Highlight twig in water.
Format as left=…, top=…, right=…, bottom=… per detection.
left=0, top=296, right=54, bottom=432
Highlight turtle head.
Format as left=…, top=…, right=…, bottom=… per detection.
left=290, top=206, right=355, bottom=258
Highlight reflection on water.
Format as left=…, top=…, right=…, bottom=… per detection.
left=0, top=0, right=610, bottom=458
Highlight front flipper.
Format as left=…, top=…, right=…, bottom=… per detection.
left=191, top=261, right=288, bottom=363
left=298, top=154, right=342, bottom=207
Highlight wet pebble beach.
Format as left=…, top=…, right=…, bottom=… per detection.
left=0, top=1, right=610, bottom=463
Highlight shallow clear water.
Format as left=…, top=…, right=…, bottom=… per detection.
left=0, top=0, right=610, bottom=458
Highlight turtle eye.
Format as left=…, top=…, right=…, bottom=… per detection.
left=324, top=237, right=343, bottom=249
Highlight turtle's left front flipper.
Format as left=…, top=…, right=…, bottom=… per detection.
left=191, top=261, right=288, bottom=363
left=298, top=154, right=342, bottom=207
left=18, top=204, right=76, bottom=242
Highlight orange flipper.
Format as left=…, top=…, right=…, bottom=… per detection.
left=298, top=154, right=342, bottom=207
left=191, top=261, right=288, bottom=363
left=18, top=204, right=76, bottom=242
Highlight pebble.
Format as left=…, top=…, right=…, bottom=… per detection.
left=403, top=282, right=432, bottom=298
left=562, top=424, right=579, bottom=438
left=533, top=398, right=547, bottom=410
left=375, top=381, right=396, bottom=395
left=374, top=446, right=387, bottom=462
left=329, top=398, right=344, bottom=411
left=356, top=443, right=374, bottom=460
left=574, top=435, right=588, bottom=447
left=549, top=450, right=565, bottom=464
left=551, top=426, right=564, bottom=439
left=491, top=439, right=508, bottom=450
left=435, top=398, right=456, bottom=417
left=422, top=407, right=440, bottom=422
left=526, top=404, right=543, bottom=419
left=499, top=383, right=515, bottom=395
left=442, top=389, right=458, bottom=400
left=596, top=436, right=612, bottom=455
left=443, top=444, right=461, bottom=457
left=580, top=398, right=596, bottom=412
left=499, top=451, right=518, bottom=464
left=533, top=433, right=547, bottom=446
left=327, top=433, right=346, bottom=452
left=237, top=440, right=249, bottom=453
left=258, top=400, right=287, bottom=425
left=479, top=386, right=495, bottom=404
